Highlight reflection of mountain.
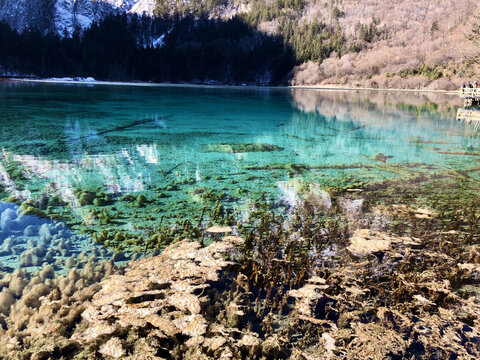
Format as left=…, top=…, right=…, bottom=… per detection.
left=290, top=89, right=462, bottom=126
left=273, top=89, right=473, bottom=169
left=0, top=111, right=167, bottom=160
left=273, top=111, right=447, bottom=169
left=0, top=86, right=474, bottom=193
left=1, top=85, right=480, bottom=243
left=1, top=145, right=159, bottom=199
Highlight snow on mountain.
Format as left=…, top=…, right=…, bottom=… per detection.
left=0, top=0, right=156, bottom=36
left=129, top=0, right=156, bottom=16
left=104, top=0, right=156, bottom=14
left=103, top=0, right=137, bottom=10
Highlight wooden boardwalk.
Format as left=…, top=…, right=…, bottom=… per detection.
left=459, top=88, right=480, bottom=99
left=459, top=88, right=480, bottom=107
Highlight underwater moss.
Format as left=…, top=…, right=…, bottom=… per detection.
left=78, top=191, right=96, bottom=206
left=120, top=194, right=136, bottom=202
left=2, top=159, right=27, bottom=182
left=98, top=209, right=111, bottom=225
left=19, top=201, right=49, bottom=218
left=93, top=198, right=106, bottom=206
left=135, top=194, right=148, bottom=207
left=200, top=143, right=284, bottom=153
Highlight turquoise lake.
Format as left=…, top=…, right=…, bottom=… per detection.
left=0, top=81, right=476, bottom=271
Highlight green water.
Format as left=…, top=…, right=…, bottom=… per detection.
left=0, top=81, right=476, bottom=255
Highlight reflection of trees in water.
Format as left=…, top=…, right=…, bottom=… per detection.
left=289, top=89, right=462, bottom=125
left=461, top=132, right=480, bottom=152
left=0, top=112, right=169, bottom=160
left=276, top=110, right=452, bottom=164
left=279, top=90, right=477, bottom=167
left=0, top=142, right=162, bottom=209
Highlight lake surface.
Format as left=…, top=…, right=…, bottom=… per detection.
left=0, top=81, right=475, bottom=272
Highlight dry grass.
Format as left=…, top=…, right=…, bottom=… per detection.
left=289, top=0, right=480, bottom=89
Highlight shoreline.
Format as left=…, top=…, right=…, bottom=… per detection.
left=6, top=77, right=459, bottom=95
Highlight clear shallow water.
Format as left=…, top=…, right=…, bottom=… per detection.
left=0, top=81, right=476, bottom=270
left=0, top=200, right=104, bottom=273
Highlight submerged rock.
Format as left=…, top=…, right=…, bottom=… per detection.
left=23, top=225, right=38, bottom=236
left=381, top=204, right=437, bottom=220
left=200, top=143, right=284, bottom=153
left=72, top=238, right=266, bottom=358
left=76, top=240, right=234, bottom=337
left=206, top=225, right=233, bottom=234
left=347, top=229, right=419, bottom=255
left=369, top=153, right=394, bottom=163
left=1, top=207, right=17, bottom=232
left=98, top=337, right=125, bottom=359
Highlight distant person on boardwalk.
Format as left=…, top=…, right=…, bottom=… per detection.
left=462, top=83, right=466, bottom=89
left=468, top=81, right=472, bottom=88
left=474, top=81, right=478, bottom=88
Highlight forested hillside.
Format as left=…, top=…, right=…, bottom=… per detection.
left=0, top=0, right=479, bottom=89
left=0, top=14, right=292, bottom=84
left=150, top=0, right=480, bottom=89
left=272, top=0, right=480, bottom=90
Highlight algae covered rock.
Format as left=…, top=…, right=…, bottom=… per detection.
left=205, top=225, right=233, bottom=234
left=369, top=152, right=394, bottom=163
left=347, top=228, right=420, bottom=256
left=73, top=238, right=261, bottom=358
left=200, top=143, right=284, bottom=153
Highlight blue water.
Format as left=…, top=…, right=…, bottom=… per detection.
left=0, top=81, right=475, bottom=272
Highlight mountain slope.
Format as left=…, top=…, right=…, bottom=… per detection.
left=285, top=0, right=479, bottom=90
left=0, top=0, right=478, bottom=89
left=0, top=0, right=155, bottom=36
left=151, top=0, right=480, bottom=89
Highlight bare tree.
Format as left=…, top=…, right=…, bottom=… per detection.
left=464, top=15, right=480, bottom=65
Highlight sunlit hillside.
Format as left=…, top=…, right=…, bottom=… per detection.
left=285, top=0, right=480, bottom=89
left=1, top=0, right=479, bottom=88
left=156, top=0, right=480, bottom=89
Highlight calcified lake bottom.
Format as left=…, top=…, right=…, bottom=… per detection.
left=0, top=82, right=479, bottom=359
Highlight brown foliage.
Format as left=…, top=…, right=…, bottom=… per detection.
left=290, top=0, right=480, bottom=89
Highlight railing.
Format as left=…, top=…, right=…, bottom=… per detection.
left=459, top=87, right=480, bottom=98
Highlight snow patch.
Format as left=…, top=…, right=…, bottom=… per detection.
left=54, top=0, right=75, bottom=36
left=128, top=0, right=155, bottom=15
left=45, top=77, right=97, bottom=82
left=152, top=34, right=165, bottom=48
left=74, top=14, right=94, bottom=31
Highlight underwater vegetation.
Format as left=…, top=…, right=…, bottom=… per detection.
left=200, top=143, right=285, bottom=154
left=1, top=84, right=480, bottom=358
left=1, top=160, right=27, bottom=183
left=0, top=169, right=479, bottom=359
